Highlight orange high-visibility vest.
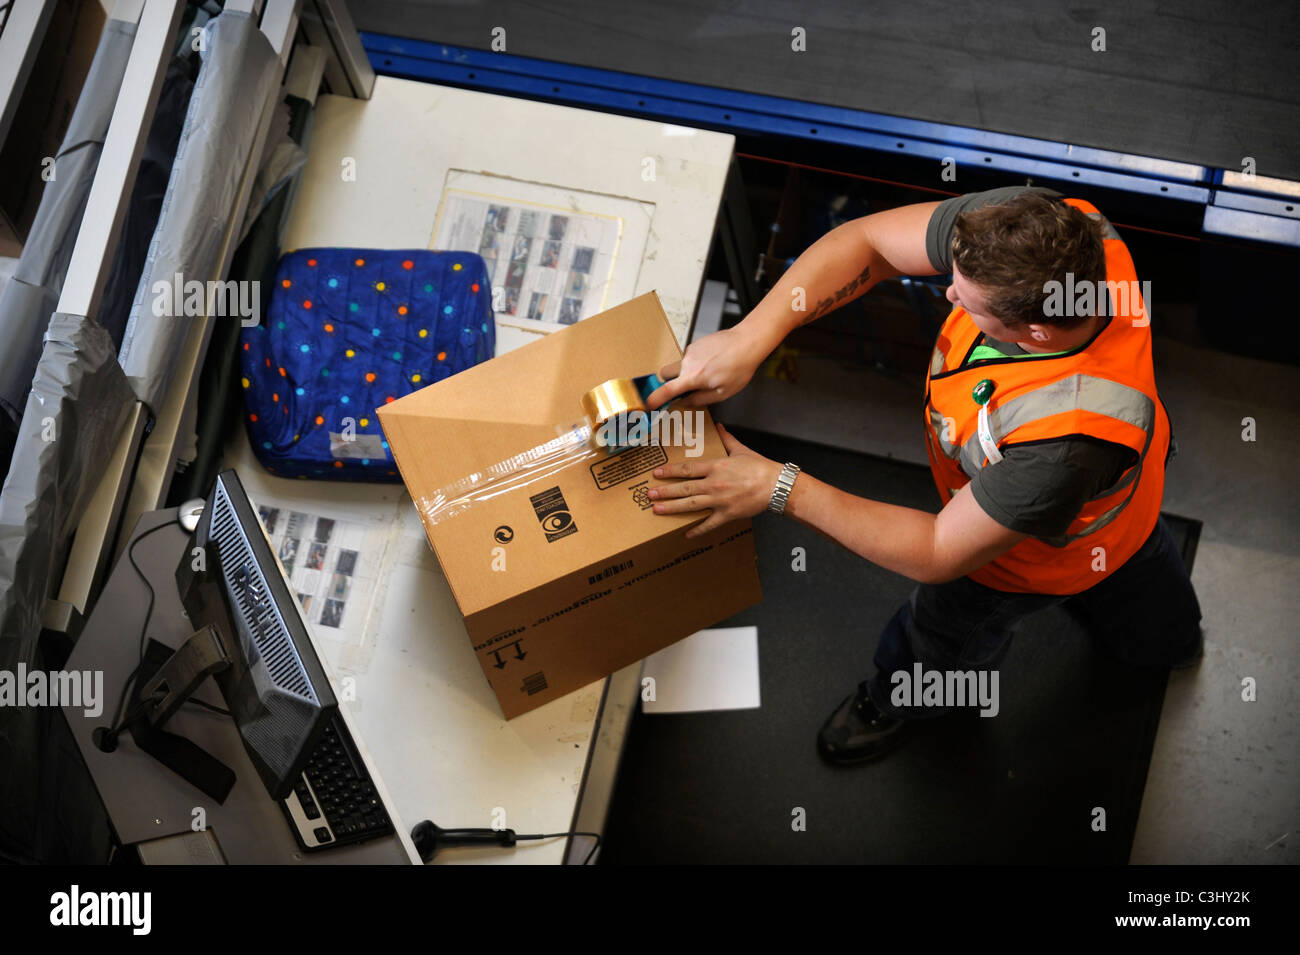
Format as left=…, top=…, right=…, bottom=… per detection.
left=923, top=198, right=1170, bottom=595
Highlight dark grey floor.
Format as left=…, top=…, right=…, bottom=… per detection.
left=354, top=1, right=1300, bottom=180
left=600, top=428, right=1195, bottom=865
left=697, top=283, right=1300, bottom=864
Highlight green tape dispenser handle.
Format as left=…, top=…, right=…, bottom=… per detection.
left=635, top=373, right=699, bottom=409
left=635, top=373, right=666, bottom=405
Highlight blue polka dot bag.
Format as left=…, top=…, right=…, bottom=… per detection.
left=241, top=248, right=495, bottom=481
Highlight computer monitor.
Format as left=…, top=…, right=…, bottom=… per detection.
left=170, top=469, right=337, bottom=800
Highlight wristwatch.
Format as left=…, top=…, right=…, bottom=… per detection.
left=767, top=462, right=801, bottom=514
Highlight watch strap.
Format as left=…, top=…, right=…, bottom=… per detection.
left=768, top=462, right=801, bottom=514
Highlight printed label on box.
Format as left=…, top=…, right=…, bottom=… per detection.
left=530, top=485, right=578, bottom=542
left=521, top=671, right=549, bottom=696
left=590, top=444, right=667, bottom=490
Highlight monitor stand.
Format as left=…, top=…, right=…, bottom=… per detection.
left=137, top=624, right=230, bottom=728
left=98, top=626, right=239, bottom=803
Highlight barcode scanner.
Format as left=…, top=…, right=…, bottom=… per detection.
left=410, top=818, right=602, bottom=864
left=411, top=820, right=517, bottom=863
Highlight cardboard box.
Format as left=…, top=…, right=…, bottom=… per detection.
left=377, top=291, right=763, bottom=718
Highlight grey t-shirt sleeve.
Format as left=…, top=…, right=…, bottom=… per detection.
left=925, top=185, right=1064, bottom=273
left=968, top=438, right=1139, bottom=539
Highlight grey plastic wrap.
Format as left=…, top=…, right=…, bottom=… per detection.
left=0, top=312, right=135, bottom=859
left=118, top=11, right=281, bottom=412
left=0, top=313, right=136, bottom=649
left=98, top=52, right=199, bottom=354
left=236, top=99, right=308, bottom=246
left=0, top=19, right=137, bottom=434
left=0, top=13, right=138, bottom=867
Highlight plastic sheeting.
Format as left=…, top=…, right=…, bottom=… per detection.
left=172, top=99, right=307, bottom=475
left=118, top=11, right=281, bottom=413
left=0, top=312, right=136, bottom=650
left=236, top=98, right=307, bottom=248
left=170, top=94, right=317, bottom=505
left=99, top=53, right=200, bottom=354
left=0, top=19, right=136, bottom=467
left=0, top=313, right=135, bottom=858
left=0, top=9, right=284, bottom=861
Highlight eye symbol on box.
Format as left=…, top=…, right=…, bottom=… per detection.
left=494, top=525, right=514, bottom=544
left=541, top=512, right=573, bottom=534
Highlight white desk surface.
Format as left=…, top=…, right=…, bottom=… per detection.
left=222, top=76, right=734, bottom=864
left=283, top=75, right=735, bottom=350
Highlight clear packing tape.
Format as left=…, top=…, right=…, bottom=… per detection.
left=417, top=374, right=677, bottom=527
left=417, top=421, right=603, bottom=527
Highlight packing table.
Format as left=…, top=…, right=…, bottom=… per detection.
left=214, top=74, right=735, bottom=863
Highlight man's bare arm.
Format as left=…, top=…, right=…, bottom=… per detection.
left=741, top=200, right=944, bottom=355
left=647, top=200, right=945, bottom=409
left=784, top=473, right=1027, bottom=585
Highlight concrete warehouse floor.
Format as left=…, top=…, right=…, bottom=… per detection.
left=695, top=280, right=1300, bottom=865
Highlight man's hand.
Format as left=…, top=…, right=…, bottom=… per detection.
left=644, top=326, right=770, bottom=411
left=647, top=424, right=782, bottom=537
left=646, top=424, right=1029, bottom=582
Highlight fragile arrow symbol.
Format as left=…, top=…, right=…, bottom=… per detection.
left=491, top=649, right=507, bottom=670
left=511, top=640, right=527, bottom=661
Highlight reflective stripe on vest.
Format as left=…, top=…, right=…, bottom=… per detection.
left=930, top=344, right=947, bottom=376
left=929, top=403, right=960, bottom=459
left=956, top=374, right=1155, bottom=546
left=956, top=373, right=1155, bottom=482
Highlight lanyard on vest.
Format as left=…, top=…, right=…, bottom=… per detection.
left=972, top=378, right=1003, bottom=465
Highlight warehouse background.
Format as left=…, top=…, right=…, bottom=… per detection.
left=349, top=0, right=1299, bottom=864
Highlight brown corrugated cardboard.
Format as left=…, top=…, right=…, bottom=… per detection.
left=377, top=291, right=762, bottom=718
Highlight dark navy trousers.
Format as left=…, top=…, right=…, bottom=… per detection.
left=865, top=516, right=1203, bottom=719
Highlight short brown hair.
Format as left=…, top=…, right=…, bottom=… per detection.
left=951, top=193, right=1108, bottom=328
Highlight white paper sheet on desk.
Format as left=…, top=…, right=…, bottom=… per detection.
left=251, top=502, right=394, bottom=669
left=430, top=169, right=653, bottom=334
left=640, top=627, right=760, bottom=714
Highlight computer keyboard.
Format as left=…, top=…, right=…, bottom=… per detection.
left=281, top=715, right=394, bottom=851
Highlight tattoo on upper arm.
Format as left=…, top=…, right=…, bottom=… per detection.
left=805, top=264, right=872, bottom=323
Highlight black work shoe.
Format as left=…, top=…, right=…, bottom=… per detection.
left=817, top=682, right=907, bottom=765
left=1170, top=626, right=1205, bottom=669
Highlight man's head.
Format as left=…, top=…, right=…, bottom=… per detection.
left=947, top=193, right=1109, bottom=344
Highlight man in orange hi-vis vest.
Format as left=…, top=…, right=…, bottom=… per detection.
left=645, top=186, right=1203, bottom=764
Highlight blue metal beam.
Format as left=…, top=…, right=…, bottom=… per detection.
left=359, top=32, right=1300, bottom=248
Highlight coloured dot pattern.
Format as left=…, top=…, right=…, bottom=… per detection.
left=241, top=248, right=495, bottom=481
